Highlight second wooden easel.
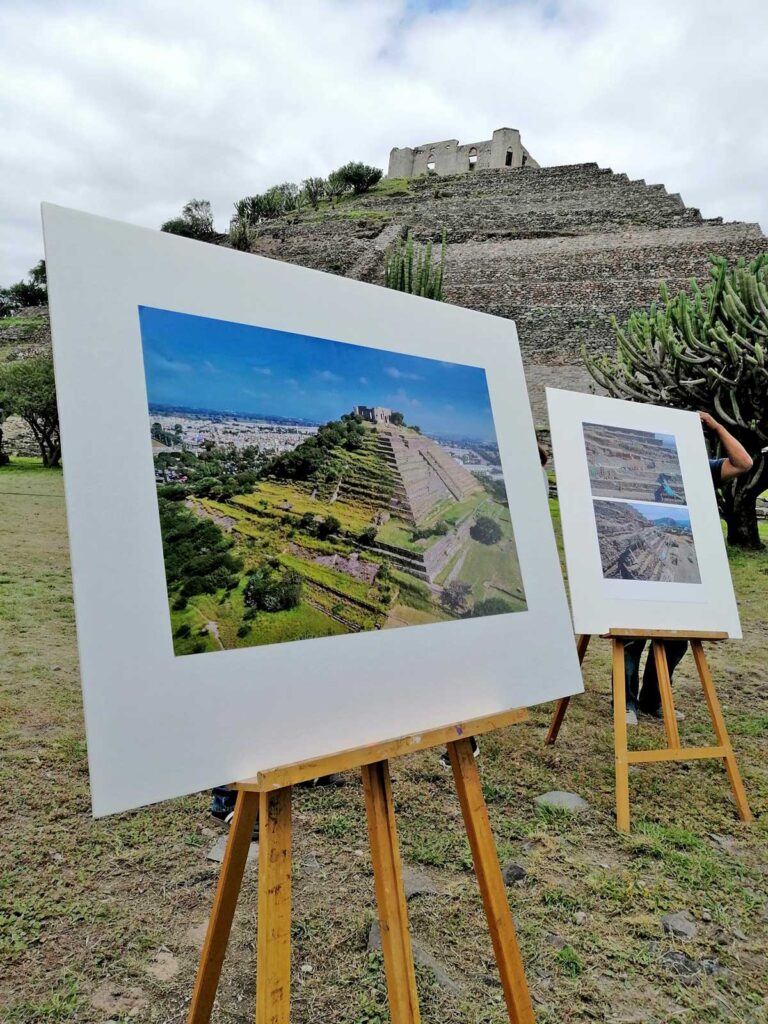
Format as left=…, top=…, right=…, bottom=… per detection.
left=545, top=629, right=752, bottom=832
left=187, top=708, right=537, bottom=1023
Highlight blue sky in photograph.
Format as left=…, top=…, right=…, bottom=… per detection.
left=623, top=501, right=692, bottom=528
left=139, top=306, right=498, bottom=441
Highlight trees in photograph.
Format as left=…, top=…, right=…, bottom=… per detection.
left=244, top=564, right=303, bottom=613
left=0, top=353, right=60, bottom=466
left=158, top=498, right=242, bottom=596
left=470, top=515, right=503, bottom=545
left=585, top=254, right=768, bottom=548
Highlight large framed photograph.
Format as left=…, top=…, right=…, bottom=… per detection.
left=43, top=204, right=582, bottom=816
left=548, top=388, right=741, bottom=637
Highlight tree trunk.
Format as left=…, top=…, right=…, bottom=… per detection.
left=722, top=457, right=767, bottom=550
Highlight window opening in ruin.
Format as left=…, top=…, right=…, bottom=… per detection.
left=426, top=154, right=436, bottom=174
left=505, top=148, right=514, bottom=167
left=521, top=154, right=527, bottom=167
left=468, top=147, right=478, bottom=170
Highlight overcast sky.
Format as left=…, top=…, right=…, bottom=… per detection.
left=2, top=0, right=766, bottom=284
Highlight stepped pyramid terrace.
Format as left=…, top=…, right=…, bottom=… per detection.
left=375, top=423, right=483, bottom=527
left=584, top=423, right=686, bottom=504
left=593, top=500, right=700, bottom=584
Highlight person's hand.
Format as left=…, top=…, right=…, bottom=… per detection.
left=699, top=411, right=719, bottom=430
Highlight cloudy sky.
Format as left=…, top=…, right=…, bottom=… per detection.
left=2, top=0, right=766, bottom=284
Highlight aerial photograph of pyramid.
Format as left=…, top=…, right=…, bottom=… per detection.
left=139, top=306, right=527, bottom=655
left=583, top=422, right=687, bottom=504
left=593, top=498, right=700, bottom=583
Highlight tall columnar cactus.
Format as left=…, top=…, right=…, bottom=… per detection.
left=584, top=253, right=768, bottom=548
left=384, top=230, right=446, bottom=301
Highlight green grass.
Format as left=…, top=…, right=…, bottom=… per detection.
left=2, top=460, right=768, bottom=1023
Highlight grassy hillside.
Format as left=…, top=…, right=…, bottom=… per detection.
left=1, top=459, right=766, bottom=1023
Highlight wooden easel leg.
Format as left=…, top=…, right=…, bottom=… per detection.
left=361, top=760, right=420, bottom=1024
left=187, top=791, right=260, bottom=1024
left=448, top=738, right=536, bottom=1024
left=612, top=639, right=631, bottom=833
left=255, top=787, right=293, bottom=1024
left=545, top=633, right=591, bottom=745
left=690, top=641, right=753, bottom=823
left=651, top=640, right=681, bottom=749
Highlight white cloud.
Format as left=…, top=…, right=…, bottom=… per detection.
left=1, top=0, right=766, bottom=283
left=359, top=376, right=369, bottom=385
left=317, top=369, right=342, bottom=382
left=385, top=366, right=422, bottom=381
left=252, top=366, right=272, bottom=376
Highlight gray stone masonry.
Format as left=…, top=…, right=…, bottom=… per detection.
left=388, top=127, right=538, bottom=178
left=248, top=161, right=764, bottom=424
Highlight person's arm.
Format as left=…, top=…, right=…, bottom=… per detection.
left=699, top=411, right=753, bottom=481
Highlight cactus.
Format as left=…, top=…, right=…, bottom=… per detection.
left=384, top=230, right=446, bottom=301
left=584, top=253, right=768, bottom=548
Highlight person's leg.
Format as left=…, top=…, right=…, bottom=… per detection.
left=638, top=640, right=688, bottom=716
left=621, top=639, right=645, bottom=712
left=210, top=785, right=237, bottom=822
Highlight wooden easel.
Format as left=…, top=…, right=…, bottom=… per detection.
left=187, top=708, right=537, bottom=1023
left=545, top=629, right=753, bottom=832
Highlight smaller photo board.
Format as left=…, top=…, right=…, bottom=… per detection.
left=547, top=389, right=741, bottom=638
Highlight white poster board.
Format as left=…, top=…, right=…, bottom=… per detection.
left=547, top=388, right=741, bottom=638
left=42, top=203, right=583, bottom=817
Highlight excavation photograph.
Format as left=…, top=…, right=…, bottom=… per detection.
left=584, top=422, right=687, bottom=505
left=593, top=498, right=701, bottom=583
left=140, top=306, right=526, bottom=654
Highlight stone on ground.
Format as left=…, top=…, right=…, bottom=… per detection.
left=368, top=920, right=459, bottom=992
left=534, top=791, right=589, bottom=813
left=661, top=910, right=697, bottom=939
left=402, top=863, right=442, bottom=899
left=206, top=834, right=258, bottom=864
left=501, top=863, right=527, bottom=885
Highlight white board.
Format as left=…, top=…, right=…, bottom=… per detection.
left=547, top=388, right=741, bottom=638
left=42, top=203, right=583, bottom=816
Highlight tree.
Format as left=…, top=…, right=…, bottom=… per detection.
left=472, top=597, right=513, bottom=617
left=441, top=580, right=471, bottom=615
left=0, top=260, right=48, bottom=316
left=390, top=411, right=404, bottom=426
left=161, top=199, right=216, bottom=241
left=334, top=161, right=383, bottom=195
left=244, top=565, right=302, bottom=612
left=585, top=254, right=768, bottom=548
left=384, top=230, right=446, bottom=300
left=158, top=498, right=242, bottom=596
left=302, top=177, right=326, bottom=209
left=470, top=515, right=502, bottom=545
left=0, top=354, right=60, bottom=466
left=325, top=170, right=347, bottom=204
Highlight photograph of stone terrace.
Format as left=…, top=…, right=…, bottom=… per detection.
left=594, top=499, right=700, bottom=584
left=584, top=422, right=687, bottom=504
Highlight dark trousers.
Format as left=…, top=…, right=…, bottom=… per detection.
left=211, top=785, right=237, bottom=815
left=622, top=639, right=688, bottom=713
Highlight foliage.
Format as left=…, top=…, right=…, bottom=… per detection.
left=158, top=498, right=242, bottom=597
left=390, top=411, right=404, bottom=426
left=332, top=161, right=383, bottom=195
left=161, top=199, right=216, bottom=241
left=384, top=230, right=446, bottom=300
left=244, top=564, right=303, bottom=612
left=0, top=353, right=60, bottom=466
left=585, top=254, right=768, bottom=548
left=302, top=176, right=326, bottom=209
left=441, top=580, right=472, bottom=614
left=324, top=170, right=347, bottom=203
left=471, top=597, right=513, bottom=616
left=470, top=515, right=503, bottom=545
left=267, top=416, right=367, bottom=485
left=0, top=260, right=47, bottom=317
left=412, top=519, right=449, bottom=541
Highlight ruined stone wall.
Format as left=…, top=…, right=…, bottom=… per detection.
left=249, top=162, right=764, bottom=424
